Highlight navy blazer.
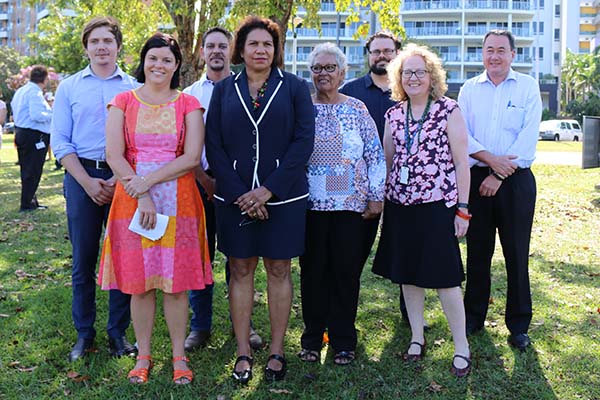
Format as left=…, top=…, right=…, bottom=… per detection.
left=206, top=67, right=315, bottom=206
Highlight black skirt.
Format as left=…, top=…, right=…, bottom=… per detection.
left=372, top=200, right=464, bottom=288
left=214, top=198, right=307, bottom=259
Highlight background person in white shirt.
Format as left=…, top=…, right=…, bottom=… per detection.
left=11, top=65, right=52, bottom=212
left=458, top=30, right=542, bottom=351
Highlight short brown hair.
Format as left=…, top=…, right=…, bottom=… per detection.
left=82, top=16, right=123, bottom=49
left=29, top=65, right=49, bottom=84
left=365, top=31, right=402, bottom=53
left=231, top=16, right=282, bottom=68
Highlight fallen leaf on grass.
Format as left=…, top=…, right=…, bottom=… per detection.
left=63, top=389, right=71, bottom=396
left=67, top=371, right=90, bottom=382
left=427, top=381, right=443, bottom=393
left=585, top=293, right=593, bottom=300
left=597, top=308, right=600, bottom=314
left=15, top=307, right=24, bottom=313
left=434, top=338, right=445, bottom=346
left=17, top=366, right=37, bottom=372
left=269, top=389, right=293, bottom=394
left=217, top=396, right=227, bottom=400
left=590, top=318, right=598, bottom=326
left=8, top=361, right=20, bottom=367
left=0, top=313, right=10, bottom=318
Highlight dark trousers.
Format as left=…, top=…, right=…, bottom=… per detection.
left=299, top=210, right=373, bottom=352
left=464, top=167, right=536, bottom=334
left=64, top=168, right=131, bottom=340
left=188, top=180, right=215, bottom=332
left=15, top=127, right=49, bottom=210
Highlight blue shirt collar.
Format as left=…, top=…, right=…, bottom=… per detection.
left=81, top=64, right=127, bottom=80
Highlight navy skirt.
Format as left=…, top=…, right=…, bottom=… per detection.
left=214, top=198, right=307, bottom=259
left=372, top=200, right=464, bottom=288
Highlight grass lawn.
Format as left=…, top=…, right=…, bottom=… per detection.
left=536, top=140, right=582, bottom=153
left=1, top=134, right=599, bottom=400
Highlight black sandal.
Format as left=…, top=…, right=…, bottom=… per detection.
left=402, top=341, right=426, bottom=362
left=333, top=350, right=355, bottom=366
left=297, top=349, right=320, bottom=363
left=264, top=354, right=287, bottom=381
left=232, top=355, right=253, bottom=384
left=450, top=354, right=472, bottom=377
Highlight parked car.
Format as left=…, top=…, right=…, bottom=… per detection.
left=3, top=122, right=15, bottom=135
left=539, top=119, right=582, bottom=141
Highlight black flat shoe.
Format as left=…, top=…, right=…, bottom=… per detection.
left=508, top=333, right=531, bottom=351
left=69, top=338, right=95, bottom=362
left=402, top=341, right=426, bottom=362
left=109, top=336, right=137, bottom=358
left=264, top=354, right=287, bottom=382
left=232, top=355, right=253, bottom=384
left=450, top=353, right=472, bottom=377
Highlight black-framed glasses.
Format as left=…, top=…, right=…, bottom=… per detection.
left=369, top=49, right=396, bottom=56
left=310, top=64, right=337, bottom=73
left=401, top=69, right=429, bottom=79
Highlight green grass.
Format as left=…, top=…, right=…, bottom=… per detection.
left=1, top=134, right=599, bottom=399
left=536, top=141, right=582, bottom=153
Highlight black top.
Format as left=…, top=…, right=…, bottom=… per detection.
left=340, top=73, right=396, bottom=140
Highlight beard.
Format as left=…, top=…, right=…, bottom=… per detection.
left=208, top=59, right=225, bottom=71
left=370, top=63, right=388, bottom=76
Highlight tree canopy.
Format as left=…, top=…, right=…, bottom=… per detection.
left=0, top=46, right=26, bottom=110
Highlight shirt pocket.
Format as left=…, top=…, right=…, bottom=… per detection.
left=503, top=106, right=525, bottom=134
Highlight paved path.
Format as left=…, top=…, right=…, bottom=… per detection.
left=534, top=151, right=581, bottom=166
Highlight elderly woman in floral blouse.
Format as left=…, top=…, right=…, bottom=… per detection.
left=298, top=43, right=386, bottom=366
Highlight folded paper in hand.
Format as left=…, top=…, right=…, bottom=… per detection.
left=128, top=209, right=169, bottom=241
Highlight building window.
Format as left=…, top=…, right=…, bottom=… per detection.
left=554, top=4, right=560, bottom=17
left=538, top=47, right=544, bottom=60
left=554, top=52, right=560, bottom=65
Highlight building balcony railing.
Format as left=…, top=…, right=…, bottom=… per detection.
left=512, top=27, right=531, bottom=37
left=297, top=3, right=351, bottom=13
left=287, top=27, right=354, bottom=38
left=465, top=0, right=508, bottom=9
left=514, top=55, right=532, bottom=63
left=466, top=27, right=488, bottom=35
left=284, top=53, right=364, bottom=64
left=440, top=52, right=461, bottom=62
left=405, top=27, right=461, bottom=37
left=402, top=0, right=461, bottom=10
left=464, top=54, right=483, bottom=62
left=512, top=1, right=531, bottom=10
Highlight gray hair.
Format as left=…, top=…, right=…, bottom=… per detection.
left=308, top=42, right=347, bottom=72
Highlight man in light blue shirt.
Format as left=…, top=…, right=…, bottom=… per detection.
left=12, top=65, right=52, bottom=212
left=51, top=16, right=139, bottom=362
left=458, top=30, right=542, bottom=351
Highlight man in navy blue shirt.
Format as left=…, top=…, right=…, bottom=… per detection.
left=340, top=32, right=415, bottom=322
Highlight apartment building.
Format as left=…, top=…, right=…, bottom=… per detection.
left=283, top=0, right=373, bottom=81
left=399, top=0, right=559, bottom=112
left=0, top=0, right=43, bottom=55
left=561, top=0, right=600, bottom=55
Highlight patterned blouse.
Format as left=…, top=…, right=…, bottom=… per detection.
left=385, top=96, right=459, bottom=207
left=307, top=96, right=386, bottom=212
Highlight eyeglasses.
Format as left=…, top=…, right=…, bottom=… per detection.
left=401, top=69, right=429, bottom=79
left=369, top=49, right=396, bottom=56
left=310, top=64, right=337, bottom=73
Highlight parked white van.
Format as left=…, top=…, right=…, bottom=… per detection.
left=538, top=119, right=582, bottom=141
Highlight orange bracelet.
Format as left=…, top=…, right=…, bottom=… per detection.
left=455, top=209, right=472, bottom=221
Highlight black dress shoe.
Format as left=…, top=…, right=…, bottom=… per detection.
left=69, top=338, right=95, bottom=362
left=184, top=330, right=211, bottom=352
left=466, top=323, right=484, bottom=336
left=249, top=327, right=263, bottom=351
left=232, top=355, right=254, bottom=384
left=508, top=333, right=531, bottom=351
left=108, top=336, right=138, bottom=357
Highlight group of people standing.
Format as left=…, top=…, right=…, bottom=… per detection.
left=42, top=13, right=540, bottom=386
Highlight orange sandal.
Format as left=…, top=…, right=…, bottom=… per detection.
left=173, top=356, right=193, bottom=385
left=128, top=355, right=153, bottom=384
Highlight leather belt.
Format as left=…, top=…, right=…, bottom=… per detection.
left=79, top=157, right=110, bottom=170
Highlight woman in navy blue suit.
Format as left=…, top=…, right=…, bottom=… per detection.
left=205, top=16, right=315, bottom=383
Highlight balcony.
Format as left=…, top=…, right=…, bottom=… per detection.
left=440, top=52, right=461, bottom=62
left=465, top=0, right=508, bottom=9
left=512, top=1, right=531, bottom=10
left=0, top=13, right=7, bottom=20
left=287, top=27, right=353, bottom=39
left=512, top=27, right=532, bottom=37
left=405, top=27, right=461, bottom=37
left=402, top=0, right=461, bottom=11
left=514, top=54, right=532, bottom=63
left=284, top=53, right=310, bottom=62
left=465, top=26, right=488, bottom=36
left=464, top=54, right=483, bottom=62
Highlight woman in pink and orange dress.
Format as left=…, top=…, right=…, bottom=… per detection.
left=98, top=33, right=212, bottom=385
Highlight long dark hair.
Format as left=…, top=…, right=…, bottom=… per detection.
left=135, top=33, right=183, bottom=89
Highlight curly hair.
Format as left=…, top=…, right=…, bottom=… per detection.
left=388, top=43, right=448, bottom=102
left=231, top=16, right=282, bottom=68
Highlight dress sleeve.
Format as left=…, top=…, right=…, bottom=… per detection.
left=108, top=91, right=131, bottom=112
left=356, top=100, right=385, bottom=201
left=182, top=92, right=204, bottom=115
